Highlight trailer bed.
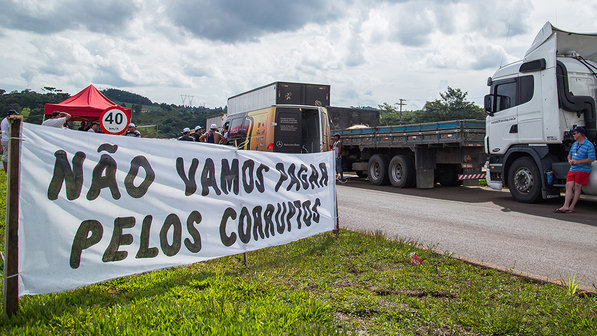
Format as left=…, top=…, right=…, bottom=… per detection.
left=337, top=120, right=485, bottom=148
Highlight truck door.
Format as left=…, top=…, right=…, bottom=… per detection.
left=487, top=75, right=539, bottom=153
left=274, top=107, right=302, bottom=153
left=514, top=75, right=542, bottom=142
left=486, top=78, right=519, bottom=154
left=300, top=107, right=321, bottom=153
left=318, top=107, right=330, bottom=152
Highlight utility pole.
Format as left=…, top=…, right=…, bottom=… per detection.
left=396, top=99, right=406, bottom=124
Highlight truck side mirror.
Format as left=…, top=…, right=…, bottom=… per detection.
left=484, top=95, right=494, bottom=116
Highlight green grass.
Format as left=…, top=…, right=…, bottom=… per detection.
left=1, top=171, right=596, bottom=335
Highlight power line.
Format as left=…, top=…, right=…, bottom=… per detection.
left=180, top=94, right=194, bottom=107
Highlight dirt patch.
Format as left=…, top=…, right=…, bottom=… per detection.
left=416, top=324, right=480, bottom=336
left=370, top=287, right=458, bottom=299
left=334, top=280, right=354, bottom=288
left=378, top=299, right=409, bottom=311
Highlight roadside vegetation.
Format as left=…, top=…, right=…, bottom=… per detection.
left=378, top=87, right=485, bottom=125
left=0, top=170, right=596, bottom=335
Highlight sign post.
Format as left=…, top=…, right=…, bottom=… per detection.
left=3, top=115, right=22, bottom=317
left=99, top=106, right=131, bottom=135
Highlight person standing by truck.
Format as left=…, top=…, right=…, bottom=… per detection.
left=554, top=126, right=596, bottom=213
left=333, top=134, right=346, bottom=183
left=199, top=124, right=225, bottom=144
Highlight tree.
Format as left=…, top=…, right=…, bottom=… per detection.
left=420, top=87, right=484, bottom=122
left=24, top=108, right=44, bottom=124
left=378, top=103, right=418, bottom=125
left=102, top=88, right=152, bottom=105
left=378, top=103, right=401, bottom=125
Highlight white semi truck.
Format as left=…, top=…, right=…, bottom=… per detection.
left=484, top=22, right=597, bottom=202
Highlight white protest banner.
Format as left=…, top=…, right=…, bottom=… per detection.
left=17, top=123, right=336, bottom=296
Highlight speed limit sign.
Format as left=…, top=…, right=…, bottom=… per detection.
left=100, top=106, right=131, bottom=135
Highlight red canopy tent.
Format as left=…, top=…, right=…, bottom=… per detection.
left=43, top=84, right=132, bottom=121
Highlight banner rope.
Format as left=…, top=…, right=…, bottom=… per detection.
left=0, top=252, right=19, bottom=279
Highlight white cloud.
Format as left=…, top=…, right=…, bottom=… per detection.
left=0, top=0, right=139, bottom=34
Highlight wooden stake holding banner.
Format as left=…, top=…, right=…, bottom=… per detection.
left=334, top=191, right=340, bottom=236
left=233, top=138, right=249, bottom=265
left=3, top=115, right=22, bottom=317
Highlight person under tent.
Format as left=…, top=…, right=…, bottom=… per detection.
left=42, top=111, right=71, bottom=128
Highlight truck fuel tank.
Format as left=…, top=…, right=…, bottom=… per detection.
left=581, top=161, right=597, bottom=195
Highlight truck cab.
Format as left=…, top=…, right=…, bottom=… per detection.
left=484, top=22, right=597, bottom=202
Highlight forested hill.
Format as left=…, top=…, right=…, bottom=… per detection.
left=102, top=88, right=152, bottom=105
left=0, top=88, right=225, bottom=138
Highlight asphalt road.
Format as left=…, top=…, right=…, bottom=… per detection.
left=336, top=176, right=597, bottom=292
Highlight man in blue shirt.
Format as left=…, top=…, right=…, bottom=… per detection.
left=555, top=126, right=596, bottom=213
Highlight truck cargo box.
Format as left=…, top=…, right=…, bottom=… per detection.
left=227, top=82, right=330, bottom=116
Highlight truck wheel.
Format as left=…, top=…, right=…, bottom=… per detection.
left=507, top=157, right=542, bottom=203
left=368, top=154, right=389, bottom=185
left=438, top=165, right=461, bottom=187
left=388, top=155, right=415, bottom=188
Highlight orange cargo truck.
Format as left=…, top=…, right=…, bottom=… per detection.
left=226, top=82, right=331, bottom=153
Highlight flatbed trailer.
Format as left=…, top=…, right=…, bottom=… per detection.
left=337, top=119, right=486, bottom=188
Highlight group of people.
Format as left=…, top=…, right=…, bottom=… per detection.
left=178, top=123, right=228, bottom=144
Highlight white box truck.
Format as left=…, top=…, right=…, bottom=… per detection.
left=484, top=22, right=597, bottom=202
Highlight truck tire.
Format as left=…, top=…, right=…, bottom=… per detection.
left=388, top=155, right=415, bottom=188
left=368, top=154, right=389, bottom=185
left=507, top=157, right=542, bottom=203
left=438, top=165, right=461, bottom=187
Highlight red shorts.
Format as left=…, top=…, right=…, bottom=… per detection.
left=567, top=171, right=590, bottom=185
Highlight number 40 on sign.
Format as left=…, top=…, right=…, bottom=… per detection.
left=100, top=106, right=131, bottom=135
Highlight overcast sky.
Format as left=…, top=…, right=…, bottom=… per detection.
left=1, top=0, right=595, bottom=110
